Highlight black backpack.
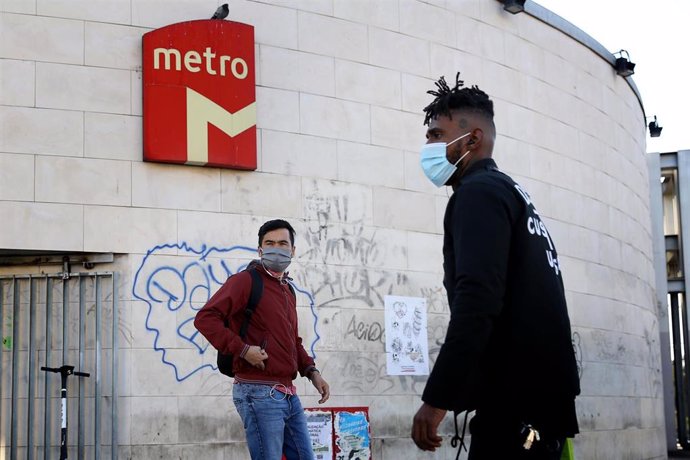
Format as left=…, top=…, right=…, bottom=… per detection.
left=216, top=267, right=295, bottom=377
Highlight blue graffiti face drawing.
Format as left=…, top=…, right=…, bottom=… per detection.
left=132, top=242, right=319, bottom=382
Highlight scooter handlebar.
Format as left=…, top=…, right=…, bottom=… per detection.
left=40, top=366, right=90, bottom=377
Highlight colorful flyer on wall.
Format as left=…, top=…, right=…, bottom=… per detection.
left=305, top=409, right=334, bottom=460
left=384, top=295, right=429, bottom=375
left=334, top=410, right=371, bottom=460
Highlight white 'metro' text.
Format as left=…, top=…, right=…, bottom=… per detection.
left=153, top=47, right=248, bottom=79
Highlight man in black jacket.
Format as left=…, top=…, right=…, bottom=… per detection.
left=411, top=74, right=580, bottom=459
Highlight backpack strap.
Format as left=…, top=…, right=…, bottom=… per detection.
left=238, top=268, right=264, bottom=338
left=286, top=281, right=296, bottom=298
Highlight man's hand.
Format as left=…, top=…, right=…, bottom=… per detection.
left=243, top=345, right=268, bottom=370
left=310, top=372, right=330, bottom=404
left=411, top=403, right=447, bottom=451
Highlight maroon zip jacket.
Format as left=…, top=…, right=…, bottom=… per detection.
left=194, top=261, right=315, bottom=388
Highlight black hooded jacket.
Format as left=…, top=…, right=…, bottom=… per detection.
left=422, top=158, right=580, bottom=438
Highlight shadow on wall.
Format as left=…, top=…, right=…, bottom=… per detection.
left=132, top=242, right=319, bottom=382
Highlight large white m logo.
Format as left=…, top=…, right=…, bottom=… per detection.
left=186, top=87, right=256, bottom=165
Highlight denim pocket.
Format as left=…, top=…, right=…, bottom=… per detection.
left=244, top=383, right=272, bottom=400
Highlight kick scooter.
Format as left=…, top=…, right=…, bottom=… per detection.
left=40, top=365, right=90, bottom=460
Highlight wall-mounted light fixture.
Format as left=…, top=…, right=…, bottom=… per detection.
left=648, top=116, right=663, bottom=137
left=502, top=0, right=526, bottom=14
left=614, top=50, right=636, bottom=77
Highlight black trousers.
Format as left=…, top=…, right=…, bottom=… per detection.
left=467, top=412, right=565, bottom=460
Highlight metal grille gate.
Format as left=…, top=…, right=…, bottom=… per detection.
left=670, top=292, right=690, bottom=449
left=0, top=272, right=119, bottom=459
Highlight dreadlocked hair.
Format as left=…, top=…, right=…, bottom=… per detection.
left=423, top=72, right=494, bottom=126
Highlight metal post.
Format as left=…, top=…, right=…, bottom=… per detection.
left=671, top=293, right=688, bottom=448
left=44, top=277, right=53, bottom=460
left=681, top=296, right=690, bottom=449
left=28, top=277, right=37, bottom=460
left=111, top=273, right=118, bottom=460
left=62, top=278, right=70, bottom=459
left=62, top=279, right=69, bottom=365
left=0, top=279, right=4, bottom=449
left=11, top=278, right=20, bottom=460
left=61, top=277, right=69, bottom=459
left=78, top=276, right=86, bottom=460
left=95, top=276, right=102, bottom=460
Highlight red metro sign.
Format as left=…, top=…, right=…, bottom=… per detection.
left=143, top=20, right=256, bottom=169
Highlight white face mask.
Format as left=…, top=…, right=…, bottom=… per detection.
left=420, top=132, right=471, bottom=187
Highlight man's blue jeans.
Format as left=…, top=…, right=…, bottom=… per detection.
left=233, top=382, right=314, bottom=460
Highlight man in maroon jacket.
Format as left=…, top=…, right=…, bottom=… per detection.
left=195, top=219, right=330, bottom=460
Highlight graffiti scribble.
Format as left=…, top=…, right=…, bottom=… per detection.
left=132, top=242, right=319, bottom=382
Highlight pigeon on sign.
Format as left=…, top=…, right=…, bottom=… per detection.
left=211, top=3, right=229, bottom=20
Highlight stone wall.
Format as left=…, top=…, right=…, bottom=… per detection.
left=0, top=0, right=664, bottom=458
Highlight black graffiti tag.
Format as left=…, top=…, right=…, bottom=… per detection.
left=345, top=315, right=384, bottom=343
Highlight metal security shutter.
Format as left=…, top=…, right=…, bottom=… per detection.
left=0, top=272, right=119, bottom=460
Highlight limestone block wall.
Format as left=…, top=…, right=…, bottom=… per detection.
left=0, top=0, right=664, bottom=459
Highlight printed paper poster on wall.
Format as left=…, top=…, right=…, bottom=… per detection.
left=384, top=295, right=429, bottom=375
left=305, top=409, right=334, bottom=460
left=334, top=410, right=371, bottom=460
left=142, top=19, right=257, bottom=169
left=304, top=407, right=371, bottom=460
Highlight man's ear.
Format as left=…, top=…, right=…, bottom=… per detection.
left=291, top=246, right=296, bottom=258
left=257, top=247, right=263, bottom=257
left=467, top=129, right=483, bottom=148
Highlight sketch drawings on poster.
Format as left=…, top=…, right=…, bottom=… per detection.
left=306, top=409, right=333, bottom=460
left=384, top=295, right=429, bottom=375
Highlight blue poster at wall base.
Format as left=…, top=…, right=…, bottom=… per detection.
left=305, top=407, right=371, bottom=460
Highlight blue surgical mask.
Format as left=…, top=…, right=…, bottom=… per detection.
left=420, top=132, right=471, bottom=187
